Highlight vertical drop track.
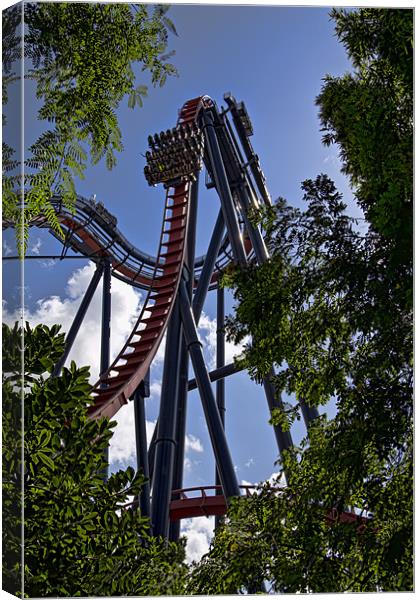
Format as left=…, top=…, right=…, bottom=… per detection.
left=88, top=97, right=211, bottom=421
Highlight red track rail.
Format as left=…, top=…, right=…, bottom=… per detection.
left=167, top=486, right=371, bottom=531
left=57, top=214, right=252, bottom=290
left=88, top=97, right=211, bottom=420
left=58, top=216, right=154, bottom=289
left=124, top=485, right=371, bottom=530
left=169, top=485, right=259, bottom=520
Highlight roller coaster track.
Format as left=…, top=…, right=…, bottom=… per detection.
left=168, top=486, right=371, bottom=531
left=14, top=193, right=234, bottom=292
left=87, top=96, right=214, bottom=420
left=3, top=92, right=370, bottom=536
left=5, top=97, right=260, bottom=293
left=2, top=94, right=258, bottom=423
left=122, top=485, right=372, bottom=532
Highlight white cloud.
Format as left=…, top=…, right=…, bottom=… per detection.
left=152, top=331, right=167, bottom=365
left=245, top=457, right=255, bottom=468
left=107, top=399, right=158, bottom=465
left=39, top=258, right=57, bottom=269
left=30, top=237, right=42, bottom=255
left=181, top=516, right=214, bottom=563
left=323, top=152, right=341, bottom=168
left=109, top=409, right=203, bottom=467
left=267, top=471, right=287, bottom=487
left=197, top=312, right=250, bottom=369
left=197, top=313, right=217, bottom=368
left=146, top=420, right=156, bottom=446
left=183, top=457, right=197, bottom=473
left=109, top=402, right=138, bottom=463
left=4, top=261, right=143, bottom=382
left=240, top=478, right=253, bottom=487
left=185, top=433, right=204, bottom=453
left=2, top=261, right=148, bottom=466
left=3, top=240, right=12, bottom=256
left=149, top=380, right=162, bottom=398
left=240, top=471, right=286, bottom=490
left=225, top=334, right=250, bottom=365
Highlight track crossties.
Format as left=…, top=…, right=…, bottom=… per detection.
left=88, top=97, right=210, bottom=421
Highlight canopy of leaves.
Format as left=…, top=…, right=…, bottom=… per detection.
left=317, top=8, right=413, bottom=276
left=2, top=3, right=178, bottom=256
left=2, top=322, right=187, bottom=597
left=188, top=8, right=413, bottom=593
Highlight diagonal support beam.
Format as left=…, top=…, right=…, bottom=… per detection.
left=202, top=110, right=247, bottom=266
left=263, top=369, right=293, bottom=454
left=236, top=185, right=269, bottom=262
left=236, top=183, right=320, bottom=428
left=192, top=208, right=225, bottom=321
left=179, top=280, right=240, bottom=499
left=188, top=361, right=241, bottom=391
left=299, top=398, right=320, bottom=430
left=52, top=262, right=104, bottom=377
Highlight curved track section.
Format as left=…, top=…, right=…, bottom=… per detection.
left=168, top=487, right=371, bottom=533
left=88, top=96, right=210, bottom=420
left=123, top=485, right=372, bottom=531
left=11, top=194, right=234, bottom=291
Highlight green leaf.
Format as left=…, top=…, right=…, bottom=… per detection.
left=128, top=90, right=136, bottom=109
left=37, top=451, right=55, bottom=470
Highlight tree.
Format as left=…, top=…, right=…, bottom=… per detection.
left=188, top=8, right=413, bottom=593
left=2, top=2, right=178, bottom=255
left=2, top=322, right=187, bottom=597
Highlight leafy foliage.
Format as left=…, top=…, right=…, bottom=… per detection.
left=318, top=8, right=413, bottom=276
left=2, top=322, right=187, bottom=597
left=189, top=8, right=413, bottom=593
left=2, top=3, right=178, bottom=256
left=189, top=434, right=412, bottom=594
left=2, top=5, right=23, bottom=247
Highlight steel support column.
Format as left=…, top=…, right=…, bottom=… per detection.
left=193, top=208, right=225, bottom=320
left=299, top=398, right=320, bottom=430
left=236, top=185, right=269, bottom=263
left=100, top=260, right=112, bottom=479
left=216, top=284, right=226, bottom=426
left=263, top=369, right=293, bottom=455
left=179, top=280, right=240, bottom=499
left=188, top=361, right=241, bottom=390
left=169, top=176, right=199, bottom=542
left=52, top=262, right=104, bottom=377
left=148, top=421, right=157, bottom=482
left=150, top=297, right=183, bottom=538
left=133, top=373, right=151, bottom=521
left=237, top=183, right=320, bottom=429
left=100, top=260, right=112, bottom=379
left=215, top=283, right=225, bottom=528
left=202, top=110, right=247, bottom=266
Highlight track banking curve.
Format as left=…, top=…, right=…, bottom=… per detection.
left=21, top=191, right=234, bottom=292
left=87, top=96, right=214, bottom=420
left=5, top=94, right=260, bottom=423
left=5, top=93, right=371, bottom=537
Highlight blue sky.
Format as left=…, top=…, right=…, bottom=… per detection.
left=3, top=2, right=360, bottom=560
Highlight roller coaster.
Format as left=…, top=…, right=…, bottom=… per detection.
left=5, top=93, right=368, bottom=541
